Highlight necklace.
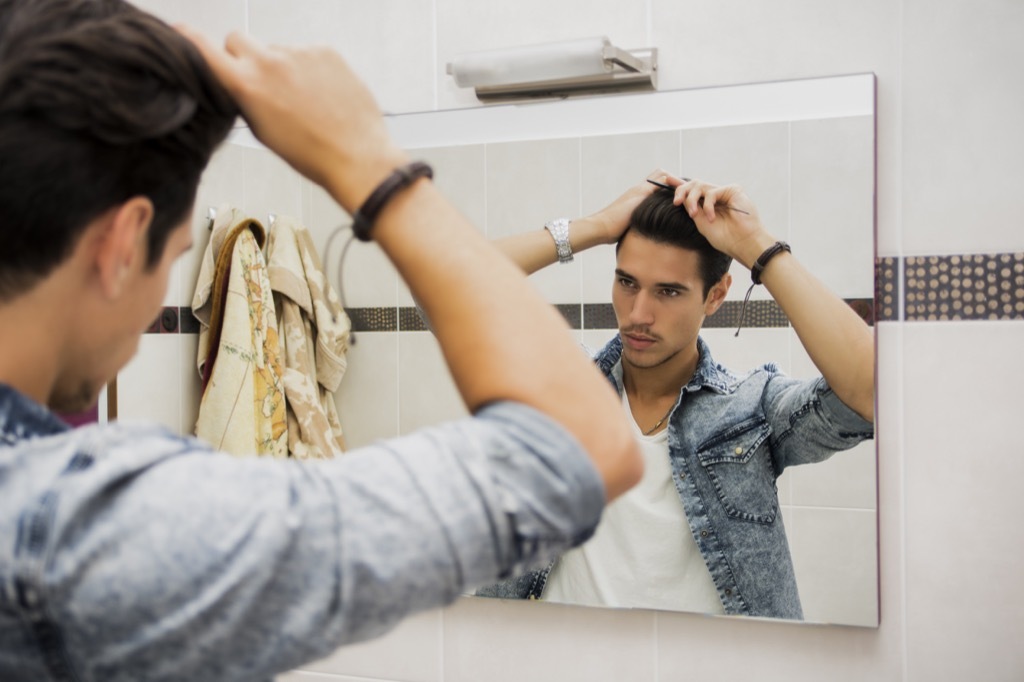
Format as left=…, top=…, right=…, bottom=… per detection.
left=643, top=404, right=675, bottom=436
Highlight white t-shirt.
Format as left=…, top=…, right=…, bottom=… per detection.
left=543, top=392, right=725, bottom=613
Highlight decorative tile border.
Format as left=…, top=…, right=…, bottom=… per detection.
left=152, top=253, right=1024, bottom=334
left=876, top=257, right=900, bottom=322
left=903, top=253, right=1024, bottom=321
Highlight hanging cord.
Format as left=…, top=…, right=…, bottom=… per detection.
left=735, top=241, right=791, bottom=337
left=325, top=224, right=359, bottom=345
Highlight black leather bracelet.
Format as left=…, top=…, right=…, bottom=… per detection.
left=351, top=161, right=434, bottom=242
left=750, top=240, right=791, bottom=284
left=735, top=241, right=791, bottom=338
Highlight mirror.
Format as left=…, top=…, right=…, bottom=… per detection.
left=385, top=74, right=878, bottom=627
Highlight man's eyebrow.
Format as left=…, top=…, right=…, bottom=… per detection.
left=615, top=268, right=690, bottom=291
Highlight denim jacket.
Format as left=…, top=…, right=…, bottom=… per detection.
left=478, top=336, right=874, bottom=619
left=0, top=385, right=605, bottom=681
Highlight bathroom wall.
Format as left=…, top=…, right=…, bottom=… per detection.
left=120, top=1, right=1024, bottom=680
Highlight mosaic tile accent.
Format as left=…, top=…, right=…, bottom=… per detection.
left=876, top=257, right=900, bottom=322
left=178, top=307, right=200, bottom=334
left=583, top=303, right=618, bottom=330
left=398, top=307, right=429, bottom=331
left=347, top=307, right=398, bottom=333
left=904, top=253, right=1024, bottom=321
left=703, top=300, right=791, bottom=330
left=554, top=304, right=582, bottom=330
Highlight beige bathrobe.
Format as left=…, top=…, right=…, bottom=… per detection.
left=191, top=205, right=289, bottom=458
left=265, top=215, right=350, bottom=459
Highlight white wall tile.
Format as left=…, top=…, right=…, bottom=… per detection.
left=790, top=117, right=875, bottom=298
left=248, top=0, right=436, bottom=114
left=116, top=334, right=181, bottom=432
left=301, top=609, right=442, bottom=682
left=789, top=507, right=878, bottom=627
left=649, top=0, right=899, bottom=92
left=397, top=332, right=467, bottom=435
left=902, top=0, right=1024, bottom=256
left=788, top=440, right=877, bottom=511
left=903, top=322, right=1024, bottom=681
left=243, top=147, right=305, bottom=229
left=873, top=321, right=906, bottom=662
left=486, top=138, right=583, bottom=304
left=443, top=596, right=656, bottom=682
left=656, top=606, right=900, bottom=682
left=335, top=332, right=399, bottom=448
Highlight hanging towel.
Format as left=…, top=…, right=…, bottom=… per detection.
left=265, top=215, right=351, bottom=459
left=191, top=205, right=289, bottom=458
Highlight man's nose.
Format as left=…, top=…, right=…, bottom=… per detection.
left=629, top=290, right=655, bottom=326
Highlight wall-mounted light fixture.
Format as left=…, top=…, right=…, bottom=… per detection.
left=446, top=36, right=657, bottom=103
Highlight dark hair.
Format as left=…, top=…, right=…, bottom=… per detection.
left=618, top=189, right=733, bottom=298
left=0, top=0, right=238, bottom=300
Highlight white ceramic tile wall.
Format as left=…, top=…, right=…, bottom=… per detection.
left=116, top=333, right=181, bottom=432
left=486, top=138, right=583, bottom=304
left=129, top=1, right=1024, bottom=680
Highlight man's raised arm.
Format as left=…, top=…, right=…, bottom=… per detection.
left=183, top=31, right=642, bottom=499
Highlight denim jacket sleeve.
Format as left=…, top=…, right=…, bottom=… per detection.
left=760, top=372, right=875, bottom=473
left=7, top=401, right=604, bottom=682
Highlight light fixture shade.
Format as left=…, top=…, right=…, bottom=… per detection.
left=449, top=37, right=612, bottom=88
left=447, top=36, right=657, bottom=103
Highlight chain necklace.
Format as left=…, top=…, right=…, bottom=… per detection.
left=643, top=404, right=675, bottom=436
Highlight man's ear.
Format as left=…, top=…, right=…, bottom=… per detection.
left=704, top=272, right=732, bottom=316
left=96, top=196, right=154, bottom=298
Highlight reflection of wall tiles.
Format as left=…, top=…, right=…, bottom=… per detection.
left=787, top=507, right=879, bottom=627
left=791, top=117, right=876, bottom=298
left=876, top=256, right=901, bottom=322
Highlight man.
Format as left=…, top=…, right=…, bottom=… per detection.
left=0, top=1, right=641, bottom=680
left=479, top=174, right=875, bottom=619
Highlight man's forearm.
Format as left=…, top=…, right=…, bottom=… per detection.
left=493, top=216, right=609, bottom=275
left=361, top=179, right=642, bottom=499
left=755, top=249, right=875, bottom=422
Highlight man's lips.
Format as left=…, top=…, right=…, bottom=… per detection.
left=622, top=332, right=657, bottom=350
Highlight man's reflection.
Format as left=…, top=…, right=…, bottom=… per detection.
left=478, top=174, right=875, bottom=619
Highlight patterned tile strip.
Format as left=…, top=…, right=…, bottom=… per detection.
left=876, top=257, right=900, bottom=322
left=903, top=253, right=1024, bottom=321
left=150, top=252, right=1024, bottom=334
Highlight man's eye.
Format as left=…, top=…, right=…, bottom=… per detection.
left=660, top=288, right=680, bottom=297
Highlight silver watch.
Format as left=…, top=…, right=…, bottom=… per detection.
left=544, top=218, right=574, bottom=264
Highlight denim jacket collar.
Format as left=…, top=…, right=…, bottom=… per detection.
left=593, top=335, right=734, bottom=397
left=0, top=383, right=69, bottom=445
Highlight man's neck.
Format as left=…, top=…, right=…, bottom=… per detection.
left=621, top=343, right=700, bottom=404
left=0, top=285, right=70, bottom=407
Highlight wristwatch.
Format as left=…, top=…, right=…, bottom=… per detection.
left=544, top=218, right=574, bottom=264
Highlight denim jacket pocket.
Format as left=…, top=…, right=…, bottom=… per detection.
left=695, top=416, right=778, bottom=525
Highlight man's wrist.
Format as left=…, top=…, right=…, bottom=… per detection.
left=324, top=149, right=412, bottom=216
left=735, top=233, right=781, bottom=270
